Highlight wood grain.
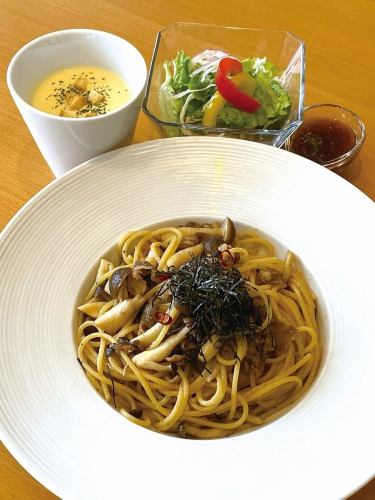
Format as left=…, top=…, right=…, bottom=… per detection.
left=0, top=0, right=374, bottom=498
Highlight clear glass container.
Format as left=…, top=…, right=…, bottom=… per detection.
left=142, top=23, right=305, bottom=147
left=284, top=104, right=366, bottom=171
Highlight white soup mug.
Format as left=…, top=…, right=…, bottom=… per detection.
left=7, top=29, right=147, bottom=177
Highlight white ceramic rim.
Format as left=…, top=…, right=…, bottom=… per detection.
left=0, top=137, right=374, bottom=500
left=6, top=28, right=147, bottom=122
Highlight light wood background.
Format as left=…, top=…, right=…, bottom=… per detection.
left=0, top=0, right=374, bottom=498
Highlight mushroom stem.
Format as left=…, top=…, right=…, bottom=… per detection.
left=131, top=322, right=164, bottom=347
left=166, top=243, right=203, bottom=269
left=95, top=294, right=143, bottom=334
left=132, top=326, right=189, bottom=368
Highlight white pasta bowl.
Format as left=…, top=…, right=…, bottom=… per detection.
left=0, top=137, right=374, bottom=500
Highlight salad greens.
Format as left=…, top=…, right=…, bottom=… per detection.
left=159, top=50, right=291, bottom=133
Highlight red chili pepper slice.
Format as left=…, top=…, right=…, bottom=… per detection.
left=219, top=250, right=234, bottom=267
left=216, top=57, right=260, bottom=113
left=157, top=273, right=170, bottom=282
left=155, top=311, right=173, bottom=325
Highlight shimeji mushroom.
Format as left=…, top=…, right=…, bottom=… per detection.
left=132, top=326, right=189, bottom=368
left=166, top=243, right=203, bottom=269
left=95, top=294, right=143, bottom=334
left=131, top=321, right=164, bottom=347
left=221, top=217, right=236, bottom=244
left=78, top=300, right=108, bottom=319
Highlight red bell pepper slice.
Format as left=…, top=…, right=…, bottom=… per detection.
left=216, top=57, right=260, bottom=113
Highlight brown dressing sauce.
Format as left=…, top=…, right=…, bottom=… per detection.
left=289, top=116, right=356, bottom=164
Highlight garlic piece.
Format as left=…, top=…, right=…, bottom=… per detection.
left=60, top=109, right=76, bottom=118
left=87, top=89, right=105, bottom=104
left=66, top=93, right=86, bottom=111
left=74, top=76, right=88, bottom=91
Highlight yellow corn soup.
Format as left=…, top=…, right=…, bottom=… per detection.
left=31, top=66, right=131, bottom=117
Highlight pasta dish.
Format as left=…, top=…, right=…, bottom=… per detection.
left=77, top=218, right=320, bottom=439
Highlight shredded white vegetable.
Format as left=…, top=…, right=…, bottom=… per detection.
left=179, top=92, right=195, bottom=124
left=190, top=49, right=228, bottom=77
left=191, top=49, right=228, bottom=65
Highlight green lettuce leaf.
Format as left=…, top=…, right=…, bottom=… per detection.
left=158, top=60, right=179, bottom=125
left=159, top=51, right=291, bottom=131
left=170, top=50, right=191, bottom=92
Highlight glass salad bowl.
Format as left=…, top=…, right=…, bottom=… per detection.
left=142, top=23, right=305, bottom=147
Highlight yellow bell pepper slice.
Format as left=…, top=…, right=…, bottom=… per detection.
left=202, top=93, right=226, bottom=127
left=202, top=72, right=257, bottom=127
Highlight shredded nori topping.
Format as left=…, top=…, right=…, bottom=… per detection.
left=158, top=253, right=262, bottom=360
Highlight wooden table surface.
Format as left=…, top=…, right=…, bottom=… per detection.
left=0, top=0, right=374, bottom=498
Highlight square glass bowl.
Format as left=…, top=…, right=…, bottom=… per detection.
left=142, top=23, right=305, bottom=147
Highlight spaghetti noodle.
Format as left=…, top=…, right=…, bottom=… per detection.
left=77, top=219, right=320, bottom=438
